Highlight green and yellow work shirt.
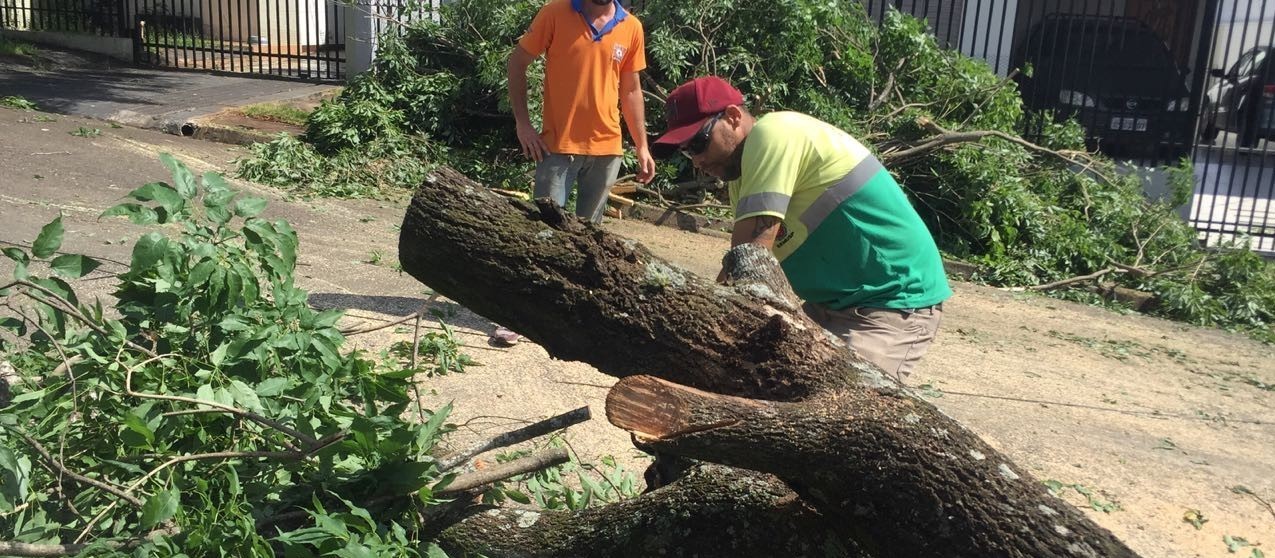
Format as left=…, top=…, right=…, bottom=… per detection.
left=729, top=111, right=952, bottom=310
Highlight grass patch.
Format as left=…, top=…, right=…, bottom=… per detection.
left=1, top=96, right=37, bottom=110
left=0, top=37, right=39, bottom=57
left=240, top=103, right=311, bottom=126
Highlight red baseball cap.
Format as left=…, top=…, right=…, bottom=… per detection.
left=652, top=76, right=744, bottom=157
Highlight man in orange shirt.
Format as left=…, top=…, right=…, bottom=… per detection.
left=507, top=0, right=654, bottom=224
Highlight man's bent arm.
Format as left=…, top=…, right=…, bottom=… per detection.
left=718, top=215, right=783, bottom=283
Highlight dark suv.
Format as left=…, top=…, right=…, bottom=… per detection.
left=1013, top=15, right=1195, bottom=159
left=1199, top=46, right=1274, bottom=148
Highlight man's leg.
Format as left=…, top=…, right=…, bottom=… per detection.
left=533, top=153, right=578, bottom=207
left=573, top=155, right=622, bottom=223
left=803, top=303, right=943, bottom=383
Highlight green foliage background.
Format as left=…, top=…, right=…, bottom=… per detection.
left=235, top=0, right=1273, bottom=341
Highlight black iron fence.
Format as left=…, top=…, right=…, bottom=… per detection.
left=856, top=0, right=1274, bottom=253
left=0, top=0, right=407, bottom=80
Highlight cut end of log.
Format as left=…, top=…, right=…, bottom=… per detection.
left=606, top=375, right=689, bottom=440
left=606, top=375, right=744, bottom=441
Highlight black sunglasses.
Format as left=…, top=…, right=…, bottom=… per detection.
left=680, top=112, right=724, bottom=157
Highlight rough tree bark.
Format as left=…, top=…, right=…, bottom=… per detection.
left=399, top=167, right=1139, bottom=557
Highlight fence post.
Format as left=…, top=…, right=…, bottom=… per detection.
left=344, top=0, right=378, bottom=77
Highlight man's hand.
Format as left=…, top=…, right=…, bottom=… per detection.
left=508, top=46, right=549, bottom=162
left=516, top=120, right=550, bottom=162
left=635, top=145, right=656, bottom=183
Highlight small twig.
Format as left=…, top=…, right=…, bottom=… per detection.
left=256, top=449, right=569, bottom=532
left=3, top=426, right=142, bottom=508
left=956, top=68, right=1021, bottom=129
left=882, top=101, right=935, bottom=121
left=410, top=312, right=427, bottom=423
left=29, top=151, right=72, bottom=156
left=1027, top=268, right=1116, bottom=291
left=78, top=434, right=343, bottom=543
left=439, top=407, right=591, bottom=471
left=0, top=527, right=177, bottom=557
left=339, top=304, right=432, bottom=336
left=3, top=280, right=157, bottom=358
left=123, top=356, right=316, bottom=447
left=437, top=448, right=570, bottom=494
left=1231, top=486, right=1275, bottom=522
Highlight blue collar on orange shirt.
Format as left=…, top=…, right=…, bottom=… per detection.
left=571, top=0, right=627, bottom=42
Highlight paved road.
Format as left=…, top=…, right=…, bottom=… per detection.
left=0, top=48, right=333, bottom=134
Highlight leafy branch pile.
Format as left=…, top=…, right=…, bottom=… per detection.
left=0, top=156, right=627, bottom=556
left=235, top=0, right=1273, bottom=342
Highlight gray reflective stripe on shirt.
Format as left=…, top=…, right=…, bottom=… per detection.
left=736, top=192, right=791, bottom=217
left=798, top=156, right=885, bottom=232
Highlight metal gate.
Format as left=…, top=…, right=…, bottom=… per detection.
left=131, top=0, right=346, bottom=80
left=0, top=0, right=352, bottom=80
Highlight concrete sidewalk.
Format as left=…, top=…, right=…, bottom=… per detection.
left=0, top=47, right=334, bottom=136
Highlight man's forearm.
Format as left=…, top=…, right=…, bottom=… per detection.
left=620, top=89, right=648, bottom=150
left=508, top=59, right=532, bottom=126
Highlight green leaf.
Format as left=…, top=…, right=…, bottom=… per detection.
left=32, top=215, right=64, bottom=259
left=196, top=384, right=217, bottom=408
left=140, top=488, right=180, bottom=529
left=228, top=380, right=263, bottom=412
left=202, top=173, right=235, bottom=207
left=1225, top=535, right=1252, bottom=552
left=206, top=205, right=232, bottom=225
left=161, top=153, right=198, bottom=199
left=209, top=344, right=229, bottom=367
left=1251, top=548, right=1264, bottom=558
left=235, top=197, right=268, bottom=218
left=0, top=317, right=25, bottom=337
left=49, top=254, right=101, bottom=279
left=503, top=489, right=531, bottom=504
left=100, top=203, right=159, bottom=225
left=131, top=232, right=170, bottom=270
left=2, top=248, right=28, bottom=265
left=423, top=543, right=449, bottom=558
left=128, top=182, right=184, bottom=215
left=255, top=377, right=289, bottom=397
left=218, top=315, right=251, bottom=332
left=123, top=413, right=156, bottom=446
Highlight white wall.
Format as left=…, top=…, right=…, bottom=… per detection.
left=1209, top=0, right=1275, bottom=74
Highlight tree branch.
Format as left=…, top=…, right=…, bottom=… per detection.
left=438, top=448, right=570, bottom=494
left=3, top=426, right=142, bottom=508
left=439, top=407, right=591, bottom=471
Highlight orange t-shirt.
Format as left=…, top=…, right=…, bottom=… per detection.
left=518, top=0, right=646, bottom=156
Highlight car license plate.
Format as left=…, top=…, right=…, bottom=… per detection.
left=1109, top=117, right=1147, bottom=131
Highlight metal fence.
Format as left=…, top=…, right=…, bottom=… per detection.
left=855, top=0, right=1274, bottom=253
left=0, top=0, right=425, bottom=80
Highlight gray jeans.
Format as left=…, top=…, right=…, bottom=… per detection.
left=803, top=302, right=944, bottom=384
left=534, top=153, right=622, bottom=224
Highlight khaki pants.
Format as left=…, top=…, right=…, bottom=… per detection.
left=803, top=302, right=944, bottom=383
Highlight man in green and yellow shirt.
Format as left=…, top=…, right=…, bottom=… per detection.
left=653, top=76, right=951, bottom=381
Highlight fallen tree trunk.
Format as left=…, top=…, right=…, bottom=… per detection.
left=436, top=464, right=856, bottom=557
left=399, top=168, right=1138, bottom=557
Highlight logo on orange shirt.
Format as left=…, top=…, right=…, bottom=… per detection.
left=612, top=45, right=626, bottom=63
